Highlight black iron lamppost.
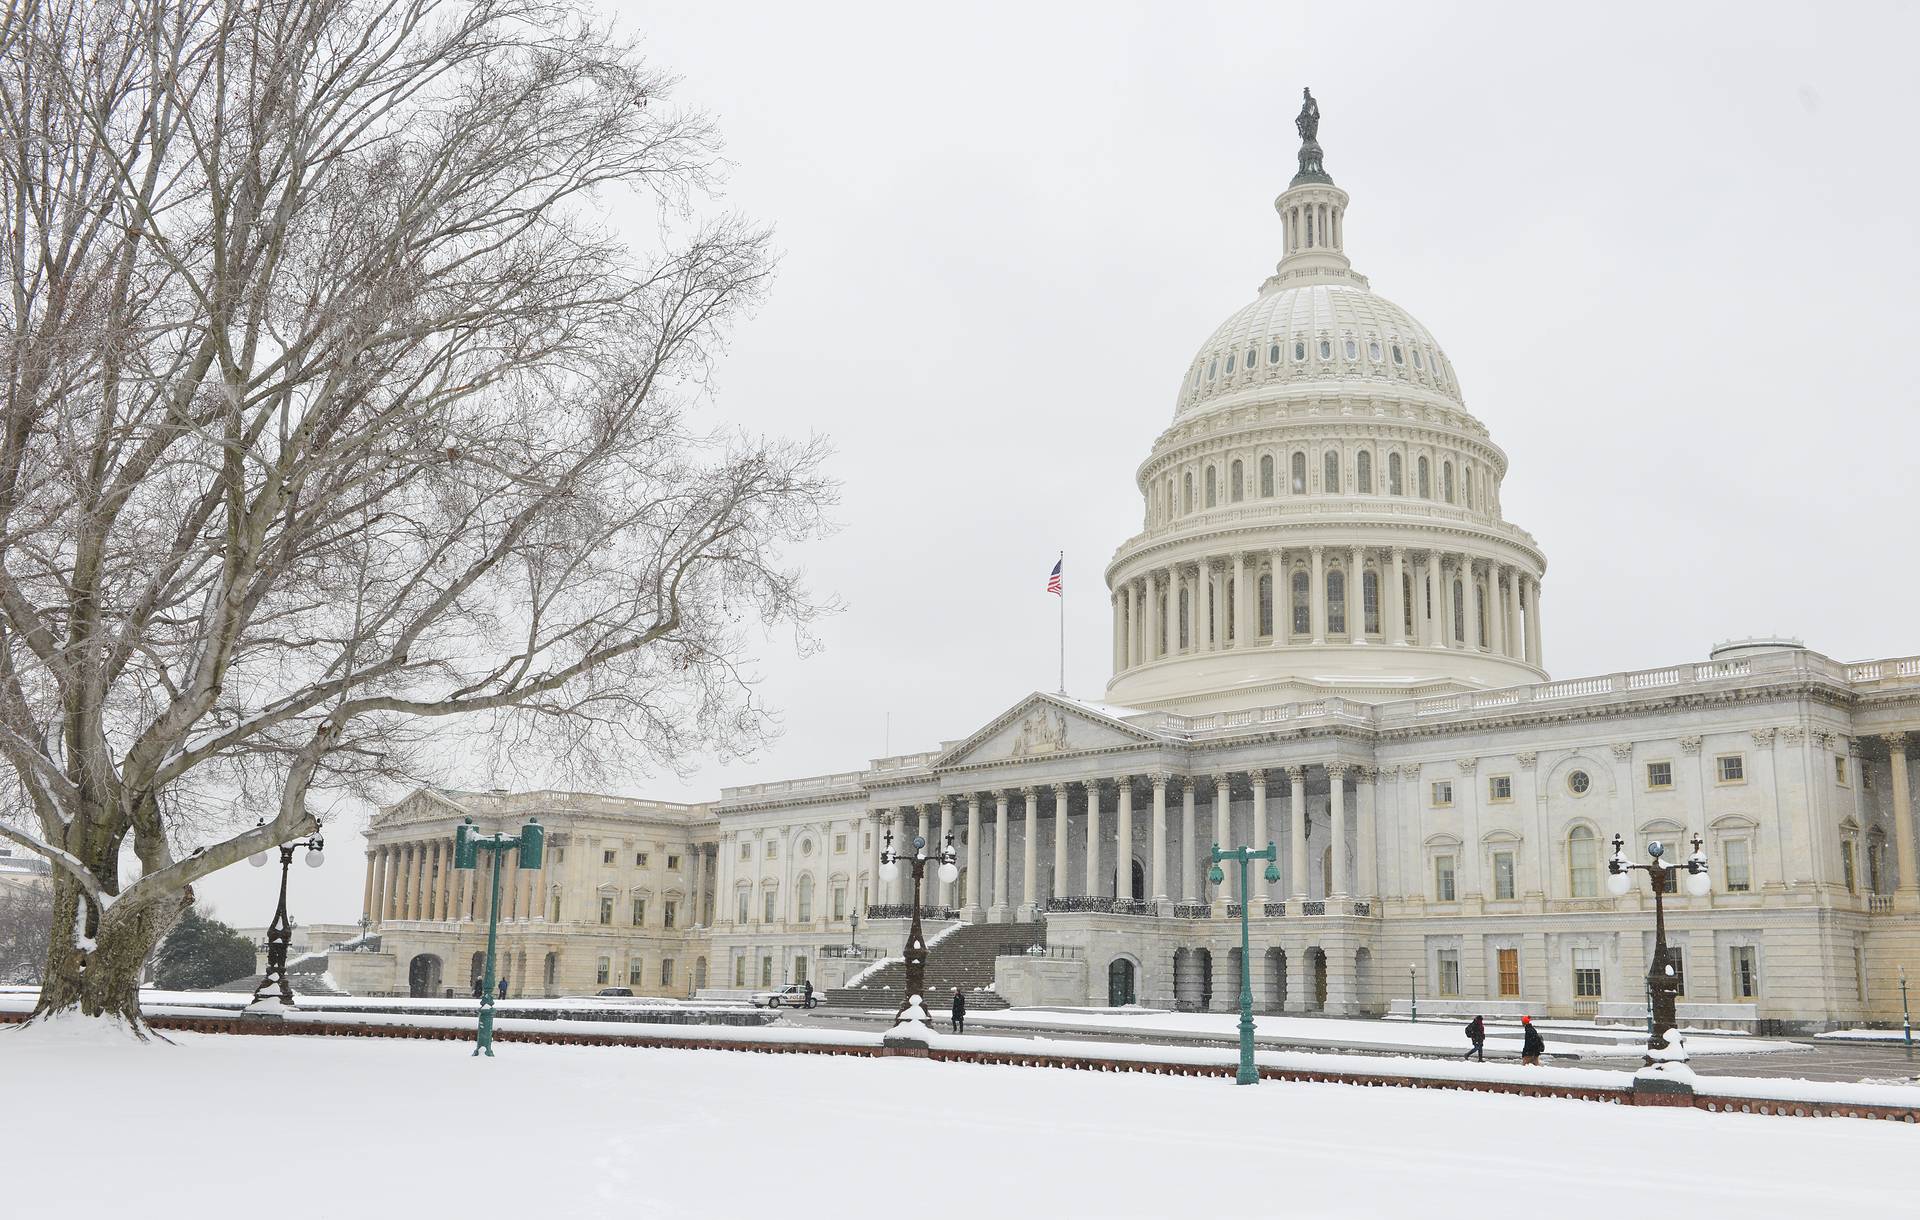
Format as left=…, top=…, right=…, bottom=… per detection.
left=246, top=822, right=325, bottom=1014
left=1606, top=832, right=1709, bottom=1061
left=876, top=827, right=957, bottom=1044
left=1408, top=962, right=1418, bottom=1024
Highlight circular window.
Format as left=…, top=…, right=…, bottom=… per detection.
left=1268, top=343, right=1281, bottom=364
left=1368, top=340, right=1382, bottom=361
left=1344, top=339, right=1358, bottom=359
left=800, top=839, right=814, bottom=857
left=1318, top=339, right=1332, bottom=360
left=1568, top=770, right=1591, bottom=795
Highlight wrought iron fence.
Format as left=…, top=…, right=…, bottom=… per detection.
left=997, top=944, right=1084, bottom=959
left=1351, top=901, right=1373, bottom=917
left=818, top=945, right=885, bottom=960
left=864, top=905, right=958, bottom=921
left=1043, top=896, right=1156, bottom=917
left=1225, top=902, right=1288, bottom=918
left=1171, top=902, right=1211, bottom=919
left=1302, top=900, right=1326, bottom=916
left=1264, top=902, right=1287, bottom=917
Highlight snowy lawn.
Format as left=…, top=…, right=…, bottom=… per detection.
left=969, top=1008, right=1798, bottom=1057
left=1, top=1023, right=1908, bottom=1220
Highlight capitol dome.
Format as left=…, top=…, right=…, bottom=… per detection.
left=1103, top=90, right=1548, bottom=714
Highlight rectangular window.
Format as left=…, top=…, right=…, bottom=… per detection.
left=1434, top=855, right=1457, bottom=902
left=1841, top=841, right=1857, bottom=893
left=1716, top=753, right=1745, bottom=784
left=733, top=956, right=746, bottom=987
left=764, top=891, right=777, bottom=923
left=636, top=852, right=649, bottom=867
left=663, top=900, right=677, bottom=929
left=555, top=846, right=565, bottom=864
left=793, top=955, right=809, bottom=984
left=1573, top=947, right=1602, bottom=998
left=834, top=834, right=848, bottom=854
left=1431, top=781, right=1453, bottom=808
left=661, top=958, right=675, bottom=987
left=550, top=892, right=563, bottom=921
left=864, top=831, right=872, bottom=850
left=1835, top=755, right=1849, bottom=786
left=1496, top=947, right=1520, bottom=997
left=1730, top=946, right=1758, bottom=998
left=740, top=841, right=752, bottom=860
left=598, top=896, right=613, bottom=925
left=631, top=898, right=646, bottom=926
left=667, top=854, right=681, bottom=871
left=1492, top=851, right=1515, bottom=901
left=1646, top=761, right=1672, bottom=790
left=761, top=956, right=774, bottom=987
left=832, top=886, right=847, bottom=920
left=1665, top=946, right=1686, bottom=997
left=596, top=956, right=610, bottom=985
left=628, top=958, right=643, bottom=986
left=1437, top=950, right=1460, bottom=997
left=766, top=841, right=778, bottom=861
left=602, top=849, right=616, bottom=866
left=736, top=891, right=750, bottom=924
left=1488, top=775, right=1512, bottom=802
left=1724, top=839, right=1752, bottom=892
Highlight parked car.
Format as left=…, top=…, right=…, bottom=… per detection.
left=595, top=987, right=634, bottom=998
left=752, top=983, right=819, bottom=1009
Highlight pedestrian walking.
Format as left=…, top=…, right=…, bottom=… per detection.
left=471, top=977, right=483, bottom=1000
left=1520, top=1015, right=1545, bottom=1065
left=1462, top=1015, right=1485, bottom=1061
left=497, top=977, right=508, bottom=999
left=803, top=978, right=814, bottom=1007
left=950, top=987, right=966, bottom=1034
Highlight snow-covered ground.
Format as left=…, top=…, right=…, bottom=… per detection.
left=1818, top=1028, right=1918, bottom=1044
left=0, top=1022, right=1906, bottom=1220
left=966, top=1008, right=1799, bottom=1058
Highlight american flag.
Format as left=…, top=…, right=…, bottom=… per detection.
left=1046, top=557, right=1063, bottom=595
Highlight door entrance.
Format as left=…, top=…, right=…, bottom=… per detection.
left=1108, top=958, right=1136, bottom=1007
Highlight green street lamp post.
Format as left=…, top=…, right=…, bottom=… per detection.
left=1901, top=965, right=1912, bottom=1053
left=1408, top=963, right=1417, bottom=1024
left=454, top=816, right=544, bottom=1057
left=1209, top=839, right=1282, bottom=1085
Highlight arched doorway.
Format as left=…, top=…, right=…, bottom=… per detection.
left=1108, top=957, right=1137, bottom=1007
left=1354, top=947, right=1374, bottom=1015
left=1226, top=947, right=1244, bottom=1009
left=1307, top=947, right=1328, bottom=1012
left=1196, top=948, right=1214, bottom=1011
left=694, top=956, right=708, bottom=992
left=1265, top=948, right=1287, bottom=1012
left=407, top=953, right=443, bottom=998
left=468, top=951, right=485, bottom=994
left=542, top=951, right=559, bottom=996
left=1173, top=948, right=1203, bottom=1011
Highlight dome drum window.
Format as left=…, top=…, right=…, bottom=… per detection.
left=1245, top=347, right=1258, bottom=369
left=1293, top=341, right=1307, bottom=362
left=1317, top=339, right=1331, bottom=360
left=1268, top=343, right=1281, bottom=364
left=1344, top=339, right=1358, bottom=359
left=1225, top=353, right=1235, bottom=374
left=1368, top=340, right=1382, bottom=361
left=1391, top=344, right=1405, bottom=365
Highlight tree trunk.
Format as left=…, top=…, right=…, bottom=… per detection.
left=30, top=873, right=190, bottom=1035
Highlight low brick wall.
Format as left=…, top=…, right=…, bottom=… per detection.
left=3, top=1010, right=1912, bottom=1124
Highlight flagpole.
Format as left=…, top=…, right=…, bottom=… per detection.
left=1057, top=550, right=1065, bottom=695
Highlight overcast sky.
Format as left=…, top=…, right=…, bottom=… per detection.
left=198, top=0, right=1920, bottom=924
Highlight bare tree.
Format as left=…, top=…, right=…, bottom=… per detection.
left=0, top=0, right=833, bottom=1028
left=0, top=877, right=53, bottom=984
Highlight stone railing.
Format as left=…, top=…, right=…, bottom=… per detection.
left=818, top=945, right=886, bottom=960
left=1171, top=903, right=1211, bottom=919
left=999, top=943, right=1084, bottom=960
left=864, top=905, right=958, bottom=921
left=1869, top=893, right=1896, bottom=915
left=1044, top=896, right=1154, bottom=916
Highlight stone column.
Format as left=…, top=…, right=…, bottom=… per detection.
left=371, top=846, right=389, bottom=924
left=1231, top=552, right=1247, bottom=648
left=529, top=837, right=547, bottom=922
left=1150, top=774, right=1169, bottom=905
left=965, top=794, right=984, bottom=920
left=1507, top=574, right=1523, bottom=659
left=1197, top=560, right=1214, bottom=652
left=1269, top=548, right=1286, bottom=643
left=1116, top=777, right=1134, bottom=900
left=419, top=841, right=434, bottom=919
left=1350, top=546, right=1366, bottom=640
left=1524, top=576, right=1543, bottom=666
left=1488, top=565, right=1507, bottom=657
left=1309, top=545, right=1327, bottom=643
left=992, top=793, right=1011, bottom=922
left=1124, top=585, right=1138, bottom=669
left=1111, top=594, right=1125, bottom=674
left=1251, top=770, right=1269, bottom=901
left=1469, top=560, right=1486, bottom=651
left=1356, top=767, right=1377, bottom=900
left=1389, top=546, right=1407, bottom=645
left=423, top=842, right=439, bottom=920
left=688, top=845, right=705, bottom=927
left=1210, top=774, right=1231, bottom=914
left=1180, top=779, right=1197, bottom=903
left=1329, top=764, right=1349, bottom=899
left=1160, top=570, right=1175, bottom=657
left=917, top=803, right=930, bottom=851
left=1887, top=737, right=1919, bottom=904
left=1019, top=786, right=1039, bottom=920
left=441, top=838, right=457, bottom=922
left=362, top=851, right=378, bottom=922
left=937, top=798, right=954, bottom=906
left=1288, top=766, right=1308, bottom=900
left=1418, top=553, right=1437, bottom=646
left=402, top=843, right=419, bottom=919
left=1084, top=780, right=1102, bottom=898
left=1051, top=783, right=1070, bottom=902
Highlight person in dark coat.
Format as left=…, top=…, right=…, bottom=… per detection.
left=497, top=977, right=508, bottom=999
left=471, top=977, right=483, bottom=1000
left=803, top=979, right=814, bottom=1006
left=1462, top=1015, right=1486, bottom=1061
left=1520, top=1015, right=1545, bottom=1065
left=950, top=987, right=966, bottom=1034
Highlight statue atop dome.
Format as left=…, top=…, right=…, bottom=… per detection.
left=1290, top=86, right=1333, bottom=187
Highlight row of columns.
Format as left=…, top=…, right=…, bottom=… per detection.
left=365, top=837, right=544, bottom=926
left=1284, top=198, right=1342, bottom=253
left=872, top=764, right=1374, bottom=920
left=1112, top=546, right=1541, bottom=671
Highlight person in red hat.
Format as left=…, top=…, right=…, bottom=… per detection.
left=1520, top=1015, right=1545, bottom=1065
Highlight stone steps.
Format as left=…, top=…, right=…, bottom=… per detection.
left=823, top=921, right=1046, bottom=1012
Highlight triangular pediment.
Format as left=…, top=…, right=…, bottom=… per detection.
left=932, top=692, right=1162, bottom=770
left=371, top=787, right=474, bottom=830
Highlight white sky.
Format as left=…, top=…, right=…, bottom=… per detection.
left=198, top=0, right=1920, bottom=924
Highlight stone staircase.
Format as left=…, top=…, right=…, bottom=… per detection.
left=822, top=921, right=1046, bottom=1012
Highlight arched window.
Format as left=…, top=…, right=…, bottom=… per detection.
left=1293, top=340, right=1307, bottom=362
left=1323, top=451, right=1340, bottom=494
left=1568, top=826, right=1598, bottom=898
left=1344, top=338, right=1358, bottom=359
left=1183, top=472, right=1193, bottom=513
left=1357, top=451, right=1372, bottom=494
left=1229, top=460, right=1244, bottom=502
left=1205, top=467, right=1217, bottom=508
left=1207, top=358, right=1217, bottom=381
left=1178, top=587, right=1190, bottom=650
left=1362, top=569, right=1380, bottom=634
left=1402, top=573, right=1416, bottom=634
left=1290, top=452, right=1307, bottom=495
left=1452, top=579, right=1465, bottom=644
left=1443, top=461, right=1456, bottom=504
left=1417, top=456, right=1431, bottom=499
left=796, top=875, right=814, bottom=922
left=1258, top=572, right=1274, bottom=636
left=1225, top=352, right=1235, bottom=374
left=1224, top=576, right=1235, bottom=641
left=1268, top=343, right=1281, bottom=365
left=1391, top=344, right=1405, bottom=365
left=1318, top=338, right=1331, bottom=360
left=1388, top=452, right=1403, bottom=495
left=1476, top=583, right=1489, bottom=647
left=1245, top=347, right=1257, bottom=370
left=1464, top=468, right=1475, bottom=509
left=1368, top=339, right=1382, bottom=362
left=1290, top=570, right=1310, bottom=634
left=1260, top=454, right=1275, bottom=497
left=1327, top=569, right=1346, bottom=635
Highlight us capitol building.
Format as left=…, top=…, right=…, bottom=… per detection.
left=338, top=92, right=1920, bottom=1033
